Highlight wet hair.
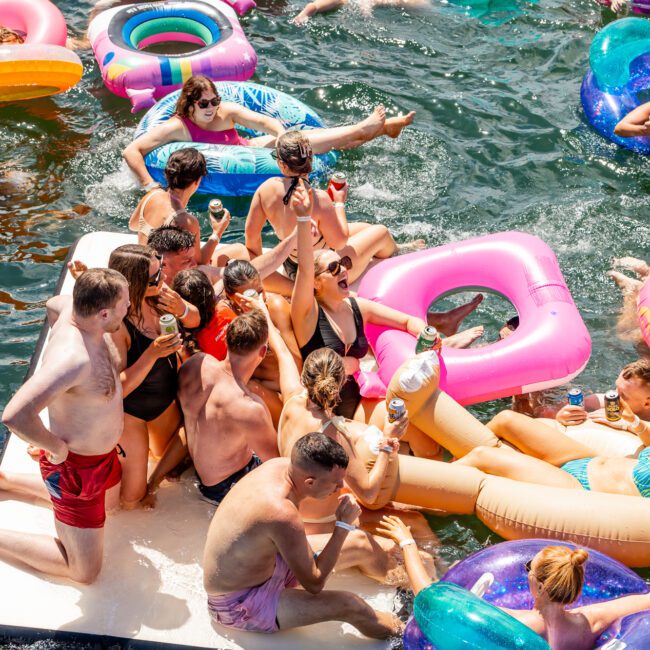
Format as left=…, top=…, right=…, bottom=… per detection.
left=147, top=225, right=195, bottom=255
left=164, top=148, right=207, bottom=190
left=226, top=309, right=268, bottom=356
left=175, top=75, right=220, bottom=119
left=223, top=260, right=260, bottom=296
left=506, top=316, right=520, bottom=330
left=621, top=359, right=650, bottom=386
left=72, top=268, right=127, bottom=318
left=172, top=269, right=215, bottom=330
left=291, top=432, right=349, bottom=472
left=276, top=131, right=313, bottom=206
left=531, top=546, right=588, bottom=605
left=108, top=244, right=158, bottom=328
left=301, top=349, right=346, bottom=415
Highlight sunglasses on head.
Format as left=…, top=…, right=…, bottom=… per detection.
left=196, top=97, right=219, bottom=109
left=316, top=255, right=352, bottom=277
left=148, top=254, right=163, bottom=287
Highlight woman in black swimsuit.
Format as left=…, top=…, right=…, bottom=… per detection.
left=109, top=245, right=185, bottom=508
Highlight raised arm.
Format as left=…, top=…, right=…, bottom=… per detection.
left=614, top=102, right=650, bottom=138
left=244, top=190, right=266, bottom=259
left=123, top=119, right=186, bottom=188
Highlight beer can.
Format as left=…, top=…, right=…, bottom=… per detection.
left=567, top=388, right=584, bottom=407
left=242, top=288, right=259, bottom=300
left=388, top=398, right=405, bottom=423
left=327, top=171, right=347, bottom=200
left=159, top=314, right=178, bottom=336
left=415, top=326, right=441, bottom=354
left=605, top=389, right=621, bottom=422
left=209, top=198, right=225, bottom=220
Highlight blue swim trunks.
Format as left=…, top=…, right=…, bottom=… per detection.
left=560, top=457, right=593, bottom=491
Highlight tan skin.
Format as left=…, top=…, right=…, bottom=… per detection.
left=292, top=0, right=429, bottom=25
left=614, top=102, right=650, bottom=138
left=203, top=456, right=402, bottom=638
left=456, top=377, right=650, bottom=496
left=123, top=87, right=416, bottom=189
left=109, top=255, right=184, bottom=509
left=379, top=517, right=650, bottom=650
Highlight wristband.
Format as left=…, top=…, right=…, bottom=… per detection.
left=333, top=202, right=346, bottom=208
left=296, top=216, right=312, bottom=222
left=178, top=303, right=189, bottom=320
left=630, top=415, right=642, bottom=433
left=209, top=232, right=221, bottom=241
left=399, top=539, right=416, bottom=549
left=143, top=181, right=161, bottom=192
left=335, top=520, right=356, bottom=532
left=380, top=445, right=394, bottom=454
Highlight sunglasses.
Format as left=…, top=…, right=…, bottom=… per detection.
left=196, top=97, right=219, bottom=109
left=316, top=255, right=352, bottom=278
left=148, top=255, right=163, bottom=287
left=525, top=560, right=532, bottom=573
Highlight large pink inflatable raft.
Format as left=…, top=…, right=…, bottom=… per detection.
left=357, top=231, right=591, bottom=405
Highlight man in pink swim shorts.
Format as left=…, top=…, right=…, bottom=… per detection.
left=202, top=432, right=402, bottom=638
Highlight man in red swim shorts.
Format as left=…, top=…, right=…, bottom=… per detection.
left=0, top=268, right=129, bottom=583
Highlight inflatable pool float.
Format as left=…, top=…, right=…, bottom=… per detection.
left=581, top=17, right=650, bottom=154
left=0, top=0, right=83, bottom=101
left=88, top=0, right=256, bottom=113
left=638, top=277, right=650, bottom=347
left=356, top=231, right=591, bottom=405
left=134, top=82, right=339, bottom=196
left=404, top=539, right=650, bottom=649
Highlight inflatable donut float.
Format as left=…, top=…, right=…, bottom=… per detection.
left=638, top=277, right=650, bottom=347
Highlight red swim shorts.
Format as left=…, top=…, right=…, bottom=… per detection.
left=39, top=448, right=122, bottom=529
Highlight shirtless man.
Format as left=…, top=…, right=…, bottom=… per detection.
left=0, top=269, right=129, bottom=583
left=203, top=431, right=402, bottom=638
left=178, top=309, right=281, bottom=504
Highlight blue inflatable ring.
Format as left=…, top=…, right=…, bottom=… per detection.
left=134, top=81, right=340, bottom=196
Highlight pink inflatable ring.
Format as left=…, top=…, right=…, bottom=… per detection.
left=357, top=231, right=591, bottom=405
left=638, top=278, right=650, bottom=347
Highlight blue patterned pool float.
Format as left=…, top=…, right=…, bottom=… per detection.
left=134, top=81, right=340, bottom=196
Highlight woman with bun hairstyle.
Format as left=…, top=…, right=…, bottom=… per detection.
left=123, top=75, right=416, bottom=191
left=128, top=147, right=245, bottom=267
left=378, top=517, right=650, bottom=650
left=278, top=347, right=439, bottom=583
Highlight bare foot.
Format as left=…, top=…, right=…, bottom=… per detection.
left=612, top=257, right=650, bottom=278
left=428, top=293, right=484, bottom=336
left=140, top=491, right=157, bottom=511
left=443, top=325, right=485, bottom=349
left=358, top=105, right=386, bottom=140
left=607, top=270, right=642, bottom=294
left=396, top=239, right=426, bottom=254
left=384, top=111, right=416, bottom=138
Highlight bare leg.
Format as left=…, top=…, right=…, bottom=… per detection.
left=143, top=426, right=189, bottom=509
left=276, top=588, right=403, bottom=638
left=608, top=270, right=644, bottom=342
left=456, top=446, right=583, bottom=490
left=428, top=293, right=483, bottom=336
left=486, top=410, right=596, bottom=465
left=339, top=225, right=398, bottom=283
left=210, top=242, right=250, bottom=268
left=0, top=469, right=50, bottom=502
left=0, top=518, right=104, bottom=583
left=443, top=326, right=485, bottom=348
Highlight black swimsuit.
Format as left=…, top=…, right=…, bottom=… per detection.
left=299, top=297, right=368, bottom=419
left=122, top=319, right=179, bottom=422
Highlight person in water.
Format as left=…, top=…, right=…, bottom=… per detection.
left=128, top=147, right=243, bottom=267
left=290, top=182, right=484, bottom=424
left=0, top=269, right=129, bottom=583
left=203, top=431, right=403, bottom=638
left=292, top=0, right=429, bottom=25
left=614, top=102, right=650, bottom=138
left=377, top=516, right=650, bottom=650
left=123, top=75, right=416, bottom=191
left=0, top=26, right=24, bottom=44
left=245, top=130, right=424, bottom=292
left=456, top=359, right=650, bottom=497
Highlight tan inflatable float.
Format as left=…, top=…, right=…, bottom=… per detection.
left=356, top=352, right=650, bottom=567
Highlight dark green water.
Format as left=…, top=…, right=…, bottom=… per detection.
left=1, top=0, right=649, bottom=640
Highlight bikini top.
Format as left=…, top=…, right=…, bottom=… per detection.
left=299, top=297, right=368, bottom=362
left=632, top=446, right=650, bottom=498
left=180, top=115, right=247, bottom=146
left=138, top=189, right=182, bottom=238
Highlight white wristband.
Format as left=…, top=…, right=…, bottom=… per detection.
left=209, top=232, right=220, bottom=241
left=296, top=216, right=312, bottom=222
left=630, top=415, right=642, bottom=432
left=333, top=202, right=346, bottom=208
left=143, top=181, right=161, bottom=192
left=380, top=445, right=394, bottom=454
left=335, top=520, right=356, bottom=532
left=399, top=539, right=416, bottom=549
left=178, top=303, right=189, bottom=320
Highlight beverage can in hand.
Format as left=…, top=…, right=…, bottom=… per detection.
left=567, top=388, right=584, bottom=407
left=605, top=389, right=621, bottom=422
left=388, top=398, right=405, bottom=423
left=415, top=326, right=441, bottom=353
left=327, top=171, right=347, bottom=199
left=209, top=198, right=225, bottom=220
left=159, top=314, right=179, bottom=335
left=242, top=288, right=259, bottom=300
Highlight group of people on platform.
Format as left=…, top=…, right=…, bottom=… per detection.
left=1, top=72, right=650, bottom=648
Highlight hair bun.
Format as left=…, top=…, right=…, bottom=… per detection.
left=571, top=548, right=588, bottom=567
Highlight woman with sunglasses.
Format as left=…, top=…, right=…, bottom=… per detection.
left=377, top=517, right=650, bottom=650
left=108, top=245, right=187, bottom=509
left=123, top=75, right=416, bottom=191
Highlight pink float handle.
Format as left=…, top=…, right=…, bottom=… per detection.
left=0, top=0, right=68, bottom=46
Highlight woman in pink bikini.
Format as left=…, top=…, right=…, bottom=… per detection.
left=123, top=75, right=416, bottom=191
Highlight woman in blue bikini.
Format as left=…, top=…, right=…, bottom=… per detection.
left=456, top=360, right=650, bottom=498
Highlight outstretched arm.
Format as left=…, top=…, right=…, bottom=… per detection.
left=358, top=297, right=425, bottom=336
left=614, top=102, right=650, bottom=138
left=292, top=0, right=346, bottom=24
left=582, top=593, right=650, bottom=637
left=227, top=104, right=286, bottom=138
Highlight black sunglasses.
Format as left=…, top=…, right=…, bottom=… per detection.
left=525, top=560, right=532, bottom=574
left=148, top=254, right=163, bottom=287
left=196, top=97, right=219, bottom=109
left=316, top=255, right=352, bottom=277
